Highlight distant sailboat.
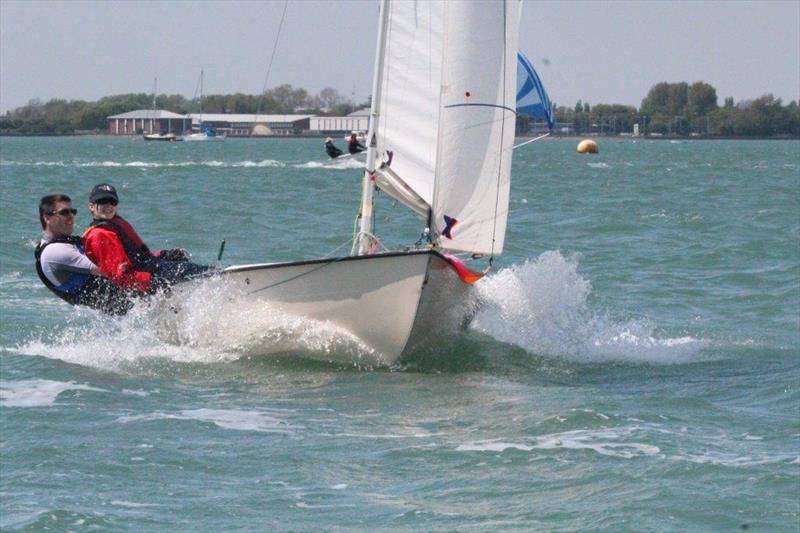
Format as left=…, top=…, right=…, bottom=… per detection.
left=183, top=70, right=226, bottom=142
left=143, top=77, right=180, bottom=141
left=171, top=0, right=524, bottom=364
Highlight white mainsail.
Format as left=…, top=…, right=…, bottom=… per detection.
left=371, top=0, right=521, bottom=256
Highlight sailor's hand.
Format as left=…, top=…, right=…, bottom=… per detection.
left=161, top=248, right=190, bottom=261
left=90, top=265, right=105, bottom=277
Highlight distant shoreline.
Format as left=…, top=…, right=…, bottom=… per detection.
left=1, top=133, right=797, bottom=141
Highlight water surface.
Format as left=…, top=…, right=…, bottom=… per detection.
left=1, top=137, right=798, bottom=530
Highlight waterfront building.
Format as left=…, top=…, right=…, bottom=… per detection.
left=107, top=110, right=190, bottom=135
left=309, top=108, right=370, bottom=136
left=105, top=108, right=369, bottom=137
left=188, top=114, right=313, bottom=136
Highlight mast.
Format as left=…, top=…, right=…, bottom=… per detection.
left=353, top=0, right=390, bottom=256
left=199, top=69, right=204, bottom=124
left=151, top=77, right=157, bottom=133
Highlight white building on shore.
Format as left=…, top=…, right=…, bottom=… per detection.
left=106, top=110, right=189, bottom=135
left=106, top=109, right=369, bottom=137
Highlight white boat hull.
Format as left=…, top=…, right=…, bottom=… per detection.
left=165, top=250, right=475, bottom=365
left=182, top=133, right=227, bottom=142
left=326, top=151, right=367, bottom=164
left=143, top=133, right=179, bottom=141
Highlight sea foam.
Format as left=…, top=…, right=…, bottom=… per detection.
left=0, top=379, right=105, bottom=407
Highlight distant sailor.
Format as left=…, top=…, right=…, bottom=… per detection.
left=325, top=137, right=344, bottom=159
left=35, top=194, right=132, bottom=315
left=82, top=183, right=213, bottom=294
left=347, top=133, right=366, bottom=155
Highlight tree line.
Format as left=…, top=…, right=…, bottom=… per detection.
left=532, top=82, right=799, bottom=138
left=2, top=81, right=798, bottom=138
left=0, top=85, right=365, bottom=135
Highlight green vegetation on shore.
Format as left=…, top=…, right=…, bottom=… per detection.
left=536, top=82, right=799, bottom=138
left=2, top=82, right=798, bottom=138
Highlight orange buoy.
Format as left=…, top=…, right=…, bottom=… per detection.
left=577, top=139, right=598, bottom=154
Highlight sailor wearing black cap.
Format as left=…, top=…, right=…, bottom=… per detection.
left=83, top=183, right=212, bottom=294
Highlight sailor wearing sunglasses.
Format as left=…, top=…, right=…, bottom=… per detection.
left=35, top=194, right=132, bottom=315
left=83, top=183, right=212, bottom=294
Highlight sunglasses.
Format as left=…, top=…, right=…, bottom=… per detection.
left=95, top=198, right=118, bottom=206
left=48, top=208, right=78, bottom=217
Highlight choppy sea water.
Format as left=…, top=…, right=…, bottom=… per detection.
left=0, top=137, right=797, bottom=531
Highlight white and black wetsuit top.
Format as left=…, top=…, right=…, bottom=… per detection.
left=38, top=235, right=96, bottom=292
left=34, top=235, right=133, bottom=315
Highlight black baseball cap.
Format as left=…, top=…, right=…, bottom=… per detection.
left=90, top=183, right=118, bottom=203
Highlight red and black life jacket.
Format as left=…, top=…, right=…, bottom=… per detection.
left=87, top=216, right=152, bottom=265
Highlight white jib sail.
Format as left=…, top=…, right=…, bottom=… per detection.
left=374, top=0, right=445, bottom=208
left=374, top=0, right=520, bottom=257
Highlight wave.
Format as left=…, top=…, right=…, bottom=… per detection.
left=0, top=379, right=106, bottom=407
left=0, top=159, right=285, bottom=168
left=294, top=158, right=365, bottom=170
left=472, top=251, right=704, bottom=364
left=456, top=426, right=661, bottom=459
left=116, top=407, right=300, bottom=434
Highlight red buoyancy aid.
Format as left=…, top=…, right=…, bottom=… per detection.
left=85, top=215, right=152, bottom=265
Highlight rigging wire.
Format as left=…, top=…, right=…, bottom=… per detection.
left=256, top=0, right=290, bottom=117
left=513, top=132, right=550, bottom=149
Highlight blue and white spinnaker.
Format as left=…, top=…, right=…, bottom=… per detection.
left=516, top=52, right=554, bottom=130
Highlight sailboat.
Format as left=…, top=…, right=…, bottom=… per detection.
left=143, top=77, right=180, bottom=141
left=172, top=0, right=522, bottom=364
left=183, top=70, right=227, bottom=142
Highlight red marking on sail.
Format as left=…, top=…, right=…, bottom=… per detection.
left=442, top=215, right=457, bottom=239
left=443, top=254, right=488, bottom=285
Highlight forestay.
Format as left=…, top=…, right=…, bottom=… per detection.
left=373, top=0, right=521, bottom=257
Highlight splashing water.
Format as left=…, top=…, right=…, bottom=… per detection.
left=16, top=251, right=702, bottom=370
left=472, top=251, right=703, bottom=363
left=16, top=275, right=379, bottom=371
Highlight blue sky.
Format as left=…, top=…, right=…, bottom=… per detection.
left=1, top=0, right=798, bottom=113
